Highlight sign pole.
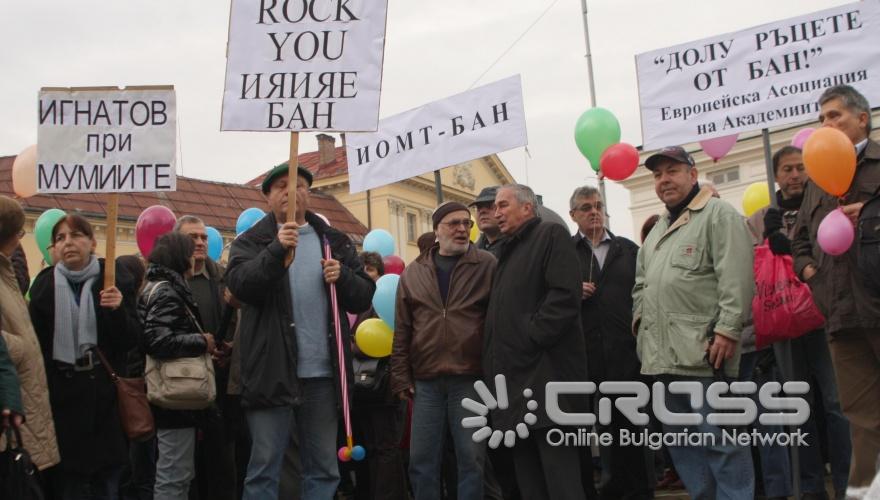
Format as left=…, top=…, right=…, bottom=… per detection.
left=103, top=193, right=119, bottom=290
left=762, top=127, right=801, bottom=498
left=285, top=132, right=300, bottom=267
left=434, top=171, right=444, bottom=205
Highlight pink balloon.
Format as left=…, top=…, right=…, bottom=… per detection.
left=791, top=128, right=815, bottom=149
left=136, top=205, right=177, bottom=257
left=383, top=255, right=405, bottom=275
left=599, top=143, right=639, bottom=181
left=699, top=134, right=739, bottom=162
left=817, top=208, right=854, bottom=256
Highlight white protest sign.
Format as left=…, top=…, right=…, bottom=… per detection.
left=636, top=1, right=880, bottom=149
left=37, top=87, right=177, bottom=194
left=221, top=0, right=388, bottom=132
left=346, top=75, right=527, bottom=193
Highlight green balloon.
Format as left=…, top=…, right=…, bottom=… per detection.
left=34, top=208, right=66, bottom=265
left=574, top=107, right=621, bottom=172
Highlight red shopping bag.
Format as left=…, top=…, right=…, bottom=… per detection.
left=753, top=243, right=825, bottom=349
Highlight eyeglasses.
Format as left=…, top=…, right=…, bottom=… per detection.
left=53, top=231, right=88, bottom=245
left=439, top=219, right=474, bottom=229
left=572, top=202, right=604, bottom=213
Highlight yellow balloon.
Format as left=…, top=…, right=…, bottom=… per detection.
left=742, top=182, right=771, bottom=217
left=469, top=216, right=480, bottom=242
left=355, top=318, right=393, bottom=358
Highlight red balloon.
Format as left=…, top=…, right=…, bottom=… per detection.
left=599, top=143, right=640, bottom=181
left=136, top=205, right=177, bottom=257
left=383, top=255, right=405, bottom=275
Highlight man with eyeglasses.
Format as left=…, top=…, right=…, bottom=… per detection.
left=569, top=186, right=651, bottom=500
left=175, top=215, right=239, bottom=500
left=391, top=201, right=496, bottom=500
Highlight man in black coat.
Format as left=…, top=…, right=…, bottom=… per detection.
left=225, top=163, right=375, bottom=500
left=569, top=186, right=652, bottom=500
left=483, top=184, right=588, bottom=500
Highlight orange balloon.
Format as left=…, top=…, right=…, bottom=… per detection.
left=12, top=145, right=38, bottom=198
left=802, top=127, right=856, bottom=197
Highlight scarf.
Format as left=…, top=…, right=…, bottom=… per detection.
left=667, top=183, right=701, bottom=224
left=776, top=190, right=803, bottom=211
left=53, top=256, right=101, bottom=363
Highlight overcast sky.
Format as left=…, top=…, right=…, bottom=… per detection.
left=0, top=0, right=852, bottom=238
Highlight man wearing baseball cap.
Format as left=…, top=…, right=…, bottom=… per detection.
left=226, top=162, right=375, bottom=500
left=633, top=147, right=755, bottom=499
left=470, top=186, right=503, bottom=256
left=391, top=201, right=496, bottom=500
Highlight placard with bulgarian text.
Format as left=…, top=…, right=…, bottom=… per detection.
left=37, top=86, right=177, bottom=194
left=636, top=1, right=880, bottom=149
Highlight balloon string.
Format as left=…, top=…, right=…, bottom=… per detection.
left=325, top=237, right=353, bottom=441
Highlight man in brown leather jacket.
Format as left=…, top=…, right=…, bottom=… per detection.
left=792, top=84, right=880, bottom=491
left=391, top=201, right=496, bottom=500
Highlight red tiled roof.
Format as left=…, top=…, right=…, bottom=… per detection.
left=247, top=145, right=349, bottom=188
left=0, top=156, right=368, bottom=243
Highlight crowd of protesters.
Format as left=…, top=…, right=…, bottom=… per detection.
left=1, top=84, right=879, bottom=500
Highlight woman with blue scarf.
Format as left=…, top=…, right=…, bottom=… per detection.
left=29, top=214, right=141, bottom=499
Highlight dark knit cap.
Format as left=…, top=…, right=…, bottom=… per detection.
left=431, top=202, right=470, bottom=229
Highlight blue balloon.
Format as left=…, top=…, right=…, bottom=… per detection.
left=363, top=229, right=395, bottom=257
left=206, top=226, right=223, bottom=262
left=236, top=208, right=266, bottom=236
left=351, top=445, right=366, bottom=461
left=372, top=274, right=400, bottom=330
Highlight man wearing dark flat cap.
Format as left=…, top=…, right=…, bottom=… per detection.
left=226, top=162, right=375, bottom=500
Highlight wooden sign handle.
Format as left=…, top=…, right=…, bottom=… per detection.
left=284, top=132, right=300, bottom=267
left=103, top=193, right=119, bottom=290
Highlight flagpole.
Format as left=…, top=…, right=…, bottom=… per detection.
left=580, top=0, right=609, bottom=223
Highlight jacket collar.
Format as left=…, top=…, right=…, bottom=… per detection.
left=415, top=242, right=482, bottom=268
left=506, top=216, right=541, bottom=243
left=661, top=186, right=714, bottom=237
left=861, top=138, right=880, bottom=163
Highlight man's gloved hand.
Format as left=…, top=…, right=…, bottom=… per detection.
left=762, top=208, right=784, bottom=238
left=763, top=207, right=791, bottom=255
left=767, top=231, right=792, bottom=255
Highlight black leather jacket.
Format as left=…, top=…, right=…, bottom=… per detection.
left=140, top=263, right=207, bottom=428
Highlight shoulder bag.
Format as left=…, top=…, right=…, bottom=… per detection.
left=94, top=347, right=155, bottom=441
left=143, top=282, right=216, bottom=410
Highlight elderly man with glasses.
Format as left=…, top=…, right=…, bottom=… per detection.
left=391, top=201, right=497, bottom=500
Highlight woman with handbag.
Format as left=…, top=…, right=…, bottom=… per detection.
left=28, top=214, right=141, bottom=499
left=140, top=232, right=216, bottom=500
left=0, top=196, right=61, bottom=480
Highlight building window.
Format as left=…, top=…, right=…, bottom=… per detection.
left=406, top=212, right=417, bottom=243
left=709, top=166, right=740, bottom=186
